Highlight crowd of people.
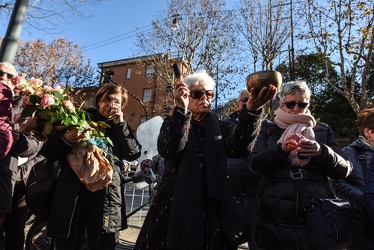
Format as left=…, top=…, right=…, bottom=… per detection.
left=0, top=60, right=374, bottom=250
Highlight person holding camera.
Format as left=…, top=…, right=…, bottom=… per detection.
left=135, top=71, right=276, bottom=249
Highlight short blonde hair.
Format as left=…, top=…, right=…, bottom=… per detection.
left=278, top=81, right=311, bottom=103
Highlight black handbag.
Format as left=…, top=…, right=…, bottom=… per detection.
left=25, top=156, right=60, bottom=221
left=220, top=194, right=250, bottom=246
left=291, top=168, right=353, bottom=249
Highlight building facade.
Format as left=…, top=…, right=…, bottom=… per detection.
left=78, top=54, right=185, bottom=131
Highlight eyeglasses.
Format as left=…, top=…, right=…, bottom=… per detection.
left=0, top=70, right=13, bottom=80
left=282, top=101, right=309, bottom=109
left=240, top=97, right=249, bottom=103
left=190, top=89, right=214, bottom=100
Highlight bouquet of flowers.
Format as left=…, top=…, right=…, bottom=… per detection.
left=12, top=75, right=114, bottom=191
left=12, top=75, right=111, bottom=145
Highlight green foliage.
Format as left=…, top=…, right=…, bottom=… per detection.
left=276, top=53, right=357, bottom=139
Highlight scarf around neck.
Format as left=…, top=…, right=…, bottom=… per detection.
left=274, top=108, right=317, bottom=166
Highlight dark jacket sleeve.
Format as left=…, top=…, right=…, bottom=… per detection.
left=363, top=160, right=374, bottom=219
left=157, top=107, right=190, bottom=159
left=10, top=133, right=42, bottom=158
left=224, top=107, right=263, bottom=158
left=111, top=122, right=141, bottom=161
left=330, top=145, right=365, bottom=211
left=39, top=132, right=75, bottom=162
left=248, top=120, right=290, bottom=175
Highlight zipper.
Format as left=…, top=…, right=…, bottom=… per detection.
left=67, top=196, right=79, bottom=238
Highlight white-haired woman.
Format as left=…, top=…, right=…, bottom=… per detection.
left=248, top=81, right=352, bottom=249
left=135, top=72, right=276, bottom=249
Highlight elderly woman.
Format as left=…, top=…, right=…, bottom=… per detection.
left=248, top=81, right=352, bottom=250
left=333, top=108, right=374, bottom=249
left=135, top=71, right=276, bottom=249
left=40, top=83, right=141, bottom=250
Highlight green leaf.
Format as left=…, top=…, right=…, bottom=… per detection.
left=29, top=95, right=42, bottom=104
left=44, top=122, right=54, bottom=134
left=21, top=105, right=40, bottom=118
left=63, top=86, right=71, bottom=95
left=51, top=91, right=64, bottom=101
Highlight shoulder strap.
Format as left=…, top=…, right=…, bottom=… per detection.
left=290, top=168, right=315, bottom=211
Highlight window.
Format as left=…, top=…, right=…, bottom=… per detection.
left=143, top=88, right=152, bottom=102
left=140, top=115, right=147, bottom=124
left=126, top=68, right=131, bottom=80
left=145, top=65, right=154, bottom=78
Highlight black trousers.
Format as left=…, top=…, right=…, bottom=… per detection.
left=54, top=187, right=116, bottom=250
left=0, top=182, right=29, bottom=250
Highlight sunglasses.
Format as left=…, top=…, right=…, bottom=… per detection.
left=282, top=101, right=309, bottom=109
left=0, top=70, right=13, bottom=80
left=190, top=89, right=214, bottom=100
left=240, top=97, right=249, bottom=103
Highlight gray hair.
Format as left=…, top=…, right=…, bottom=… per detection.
left=0, top=62, right=18, bottom=76
left=236, top=88, right=249, bottom=102
left=183, top=71, right=216, bottom=90
left=278, top=81, right=311, bottom=102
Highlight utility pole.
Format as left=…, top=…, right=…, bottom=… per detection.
left=0, top=0, right=29, bottom=63
left=290, top=0, right=295, bottom=80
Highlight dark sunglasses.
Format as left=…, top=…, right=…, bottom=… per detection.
left=0, top=70, right=13, bottom=79
left=282, top=101, right=309, bottom=109
left=190, top=89, right=214, bottom=99
left=240, top=97, right=249, bottom=103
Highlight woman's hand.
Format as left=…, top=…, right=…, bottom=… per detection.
left=297, top=138, right=322, bottom=158
left=109, top=107, right=124, bottom=124
left=281, top=134, right=321, bottom=157
left=62, top=128, right=80, bottom=144
left=173, top=77, right=190, bottom=110
left=281, top=133, right=304, bottom=153
left=246, top=85, right=277, bottom=111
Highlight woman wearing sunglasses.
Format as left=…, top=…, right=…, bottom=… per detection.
left=135, top=71, right=277, bottom=250
left=248, top=81, right=352, bottom=249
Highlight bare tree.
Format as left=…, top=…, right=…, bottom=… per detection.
left=301, top=0, right=374, bottom=114
left=12, top=37, right=98, bottom=87
left=134, top=0, right=241, bottom=102
left=0, top=0, right=103, bottom=34
left=235, top=0, right=292, bottom=71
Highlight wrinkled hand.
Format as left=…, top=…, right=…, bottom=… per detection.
left=173, top=77, right=190, bottom=110
left=62, top=128, right=80, bottom=144
left=281, top=133, right=303, bottom=153
left=296, top=137, right=321, bottom=158
left=109, top=107, right=124, bottom=124
left=246, top=85, right=277, bottom=111
left=281, top=133, right=321, bottom=157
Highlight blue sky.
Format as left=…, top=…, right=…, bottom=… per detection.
left=0, top=0, right=169, bottom=67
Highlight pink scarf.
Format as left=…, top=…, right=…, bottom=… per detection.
left=274, top=108, right=316, bottom=166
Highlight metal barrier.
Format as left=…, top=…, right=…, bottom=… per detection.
left=124, top=181, right=150, bottom=228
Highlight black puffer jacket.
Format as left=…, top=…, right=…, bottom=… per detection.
left=41, top=111, right=141, bottom=237
left=248, top=120, right=351, bottom=250
left=331, top=138, right=374, bottom=250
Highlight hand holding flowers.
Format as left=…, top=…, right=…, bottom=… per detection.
left=12, top=74, right=112, bottom=147
left=12, top=75, right=115, bottom=191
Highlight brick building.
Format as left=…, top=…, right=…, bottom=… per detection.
left=77, top=54, right=185, bottom=131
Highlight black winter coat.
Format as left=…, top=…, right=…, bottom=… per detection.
left=41, top=112, right=141, bottom=237
left=331, top=138, right=374, bottom=250
left=0, top=96, right=41, bottom=214
left=225, top=111, right=262, bottom=195
left=248, top=120, right=351, bottom=250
